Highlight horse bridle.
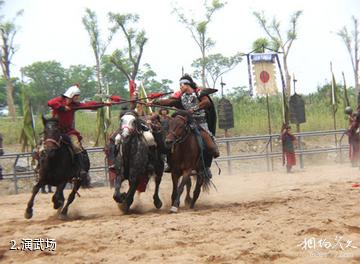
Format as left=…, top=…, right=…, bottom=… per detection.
left=44, top=137, right=62, bottom=149
left=168, top=115, right=191, bottom=145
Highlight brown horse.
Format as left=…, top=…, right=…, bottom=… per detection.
left=25, top=115, right=86, bottom=219
left=165, top=111, right=211, bottom=213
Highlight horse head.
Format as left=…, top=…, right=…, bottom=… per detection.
left=119, top=111, right=141, bottom=140
left=42, top=114, right=62, bottom=154
left=165, top=111, right=191, bottom=148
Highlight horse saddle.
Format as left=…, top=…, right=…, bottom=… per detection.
left=142, top=131, right=157, bottom=147
left=60, top=135, right=75, bottom=162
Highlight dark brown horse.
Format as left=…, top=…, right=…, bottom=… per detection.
left=25, top=115, right=86, bottom=219
left=112, top=111, right=164, bottom=213
left=165, top=111, right=211, bottom=213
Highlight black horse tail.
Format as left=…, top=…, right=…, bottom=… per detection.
left=202, top=175, right=217, bottom=193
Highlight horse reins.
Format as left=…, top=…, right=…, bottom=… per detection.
left=169, top=116, right=191, bottom=145
left=44, top=137, right=62, bottom=149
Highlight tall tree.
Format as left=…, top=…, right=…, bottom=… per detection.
left=66, top=64, right=97, bottom=99
left=173, top=0, right=225, bottom=86
left=82, top=8, right=113, bottom=94
left=21, top=61, right=67, bottom=113
left=0, top=76, right=21, bottom=106
left=108, top=13, right=147, bottom=85
left=0, top=1, right=23, bottom=120
left=137, top=63, right=173, bottom=93
left=101, top=55, right=128, bottom=98
left=253, top=10, right=302, bottom=97
left=21, top=61, right=96, bottom=113
left=191, top=52, right=242, bottom=88
left=252, top=37, right=280, bottom=53
left=338, top=16, right=359, bottom=100
left=83, top=9, right=114, bottom=146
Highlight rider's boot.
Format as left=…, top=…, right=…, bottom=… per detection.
left=75, top=151, right=91, bottom=187
left=200, top=130, right=220, bottom=158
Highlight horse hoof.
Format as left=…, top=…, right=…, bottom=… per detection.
left=24, top=211, right=33, bottom=219
left=113, top=192, right=126, bottom=204
left=53, top=200, right=64, bottom=210
left=169, top=206, right=178, bottom=213
left=185, top=198, right=192, bottom=207
left=119, top=203, right=130, bottom=214
left=58, top=213, right=68, bottom=220
left=154, top=199, right=163, bottom=209
left=113, top=194, right=122, bottom=204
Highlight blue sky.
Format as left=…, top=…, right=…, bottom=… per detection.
left=3, top=0, right=360, bottom=95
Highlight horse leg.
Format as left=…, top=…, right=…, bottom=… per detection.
left=113, top=174, right=126, bottom=203
left=121, top=178, right=139, bottom=214
left=190, top=175, right=204, bottom=209
left=170, top=172, right=191, bottom=213
left=52, top=182, right=66, bottom=210
left=24, top=181, right=44, bottom=219
left=184, top=177, right=192, bottom=207
left=153, top=173, right=163, bottom=209
left=171, top=173, right=179, bottom=206
left=59, top=180, right=81, bottom=219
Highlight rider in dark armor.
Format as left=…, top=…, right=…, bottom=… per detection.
left=151, top=74, right=219, bottom=178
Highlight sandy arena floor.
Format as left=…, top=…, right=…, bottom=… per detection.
left=0, top=164, right=360, bottom=264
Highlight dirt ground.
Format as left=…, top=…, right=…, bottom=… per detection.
left=0, top=163, right=360, bottom=264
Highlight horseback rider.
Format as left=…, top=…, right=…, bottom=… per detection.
left=150, top=74, right=220, bottom=178
left=346, top=107, right=360, bottom=166
left=47, top=83, right=110, bottom=181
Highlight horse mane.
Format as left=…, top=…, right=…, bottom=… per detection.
left=119, top=110, right=138, bottom=119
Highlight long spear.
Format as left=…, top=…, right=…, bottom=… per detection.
left=72, top=92, right=173, bottom=110
left=342, top=71, right=350, bottom=107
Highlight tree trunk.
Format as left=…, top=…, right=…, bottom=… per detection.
left=5, top=77, right=16, bottom=120
left=356, top=66, right=359, bottom=101
left=282, top=56, right=291, bottom=98
left=95, top=56, right=103, bottom=94
left=201, top=50, right=206, bottom=87
left=355, top=17, right=359, bottom=100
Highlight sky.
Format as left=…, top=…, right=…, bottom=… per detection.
left=2, top=0, right=360, bottom=95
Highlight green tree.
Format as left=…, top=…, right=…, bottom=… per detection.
left=252, top=37, right=279, bottom=53
left=101, top=55, right=128, bottom=98
left=0, top=0, right=23, bottom=120
left=0, top=76, right=21, bottom=107
left=108, top=13, right=147, bottom=84
left=21, top=61, right=67, bottom=113
left=82, top=8, right=113, bottom=94
left=338, top=16, right=359, bottom=100
left=253, top=10, right=302, bottom=97
left=173, top=0, right=225, bottom=87
left=137, top=63, right=173, bottom=93
left=66, top=64, right=97, bottom=99
left=191, top=52, right=242, bottom=88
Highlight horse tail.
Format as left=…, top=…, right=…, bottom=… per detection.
left=201, top=175, right=217, bottom=193
left=202, top=176, right=211, bottom=192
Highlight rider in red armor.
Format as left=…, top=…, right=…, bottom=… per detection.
left=48, top=83, right=110, bottom=181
